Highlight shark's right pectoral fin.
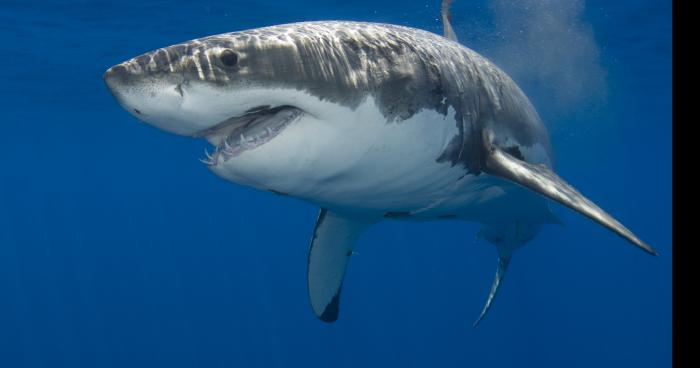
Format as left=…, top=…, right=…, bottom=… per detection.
left=307, top=209, right=373, bottom=323
left=484, top=146, right=658, bottom=256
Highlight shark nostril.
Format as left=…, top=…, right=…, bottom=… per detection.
left=133, top=108, right=142, bottom=115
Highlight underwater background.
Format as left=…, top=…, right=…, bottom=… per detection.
left=0, top=0, right=671, bottom=367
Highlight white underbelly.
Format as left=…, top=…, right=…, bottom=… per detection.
left=207, top=92, right=543, bottom=220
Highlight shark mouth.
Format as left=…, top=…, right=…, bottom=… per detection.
left=197, top=105, right=303, bottom=166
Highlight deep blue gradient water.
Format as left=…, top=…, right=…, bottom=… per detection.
left=0, top=1, right=671, bottom=367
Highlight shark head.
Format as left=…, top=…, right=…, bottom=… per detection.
left=103, top=22, right=467, bottom=199
left=103, top=28, right=322, bottom=135
left=106, top=26, right=349, bottom=184
left=104, top=23, right=399, bottom=197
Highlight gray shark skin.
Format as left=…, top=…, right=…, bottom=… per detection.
left=104, top=1, right=656, bottom=326
left=104, top=21, right=549, bottom=171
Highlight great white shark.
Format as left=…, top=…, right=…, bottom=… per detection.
left=104, top=0, right=657, bottom=325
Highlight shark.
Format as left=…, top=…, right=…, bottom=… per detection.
left=103, top=0, right=657, bottom=326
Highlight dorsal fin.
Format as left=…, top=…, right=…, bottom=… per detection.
left=441, top=0, right=459, bottom=42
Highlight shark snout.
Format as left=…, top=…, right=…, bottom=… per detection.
left=103, top=54, right=154, bottom=88
left=103, top=62, right=149, bottom=119
left=103, top=56, right=218, bottom=137
left=103, top=64, right=127, bottom=81
left=103, top=64, right=129, bottom=96
left=103, top=64, right=131, bottom=113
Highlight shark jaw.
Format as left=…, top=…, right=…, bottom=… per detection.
left=196, top=105, right=304, bottom=167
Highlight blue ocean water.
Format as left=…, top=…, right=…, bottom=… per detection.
left=0, top=0, right=671, bottom=367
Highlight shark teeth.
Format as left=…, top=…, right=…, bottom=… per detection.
left=223, top=140, right=233, bottom=151
left=200, top=148, right=218, bottom=166
left=202, top=106, right=302, bottom=166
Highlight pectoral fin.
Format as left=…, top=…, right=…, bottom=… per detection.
left=474, top=250, right=512, bottom=327
left=484, top=145, right=658, bottom=256
left=307, top=209, right=373, bottom=322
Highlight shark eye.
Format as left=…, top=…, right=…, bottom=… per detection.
left=219, top=49, right=239, bottom=67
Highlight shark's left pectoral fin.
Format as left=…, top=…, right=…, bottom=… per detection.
left=474, top=250, right=512, bottom=327
left=484, top=145, right=658, bottom=256
left=307, top=209, right=373, bottom=323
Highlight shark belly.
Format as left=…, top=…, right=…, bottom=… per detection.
left=207, top=91, right=542, bottom=221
